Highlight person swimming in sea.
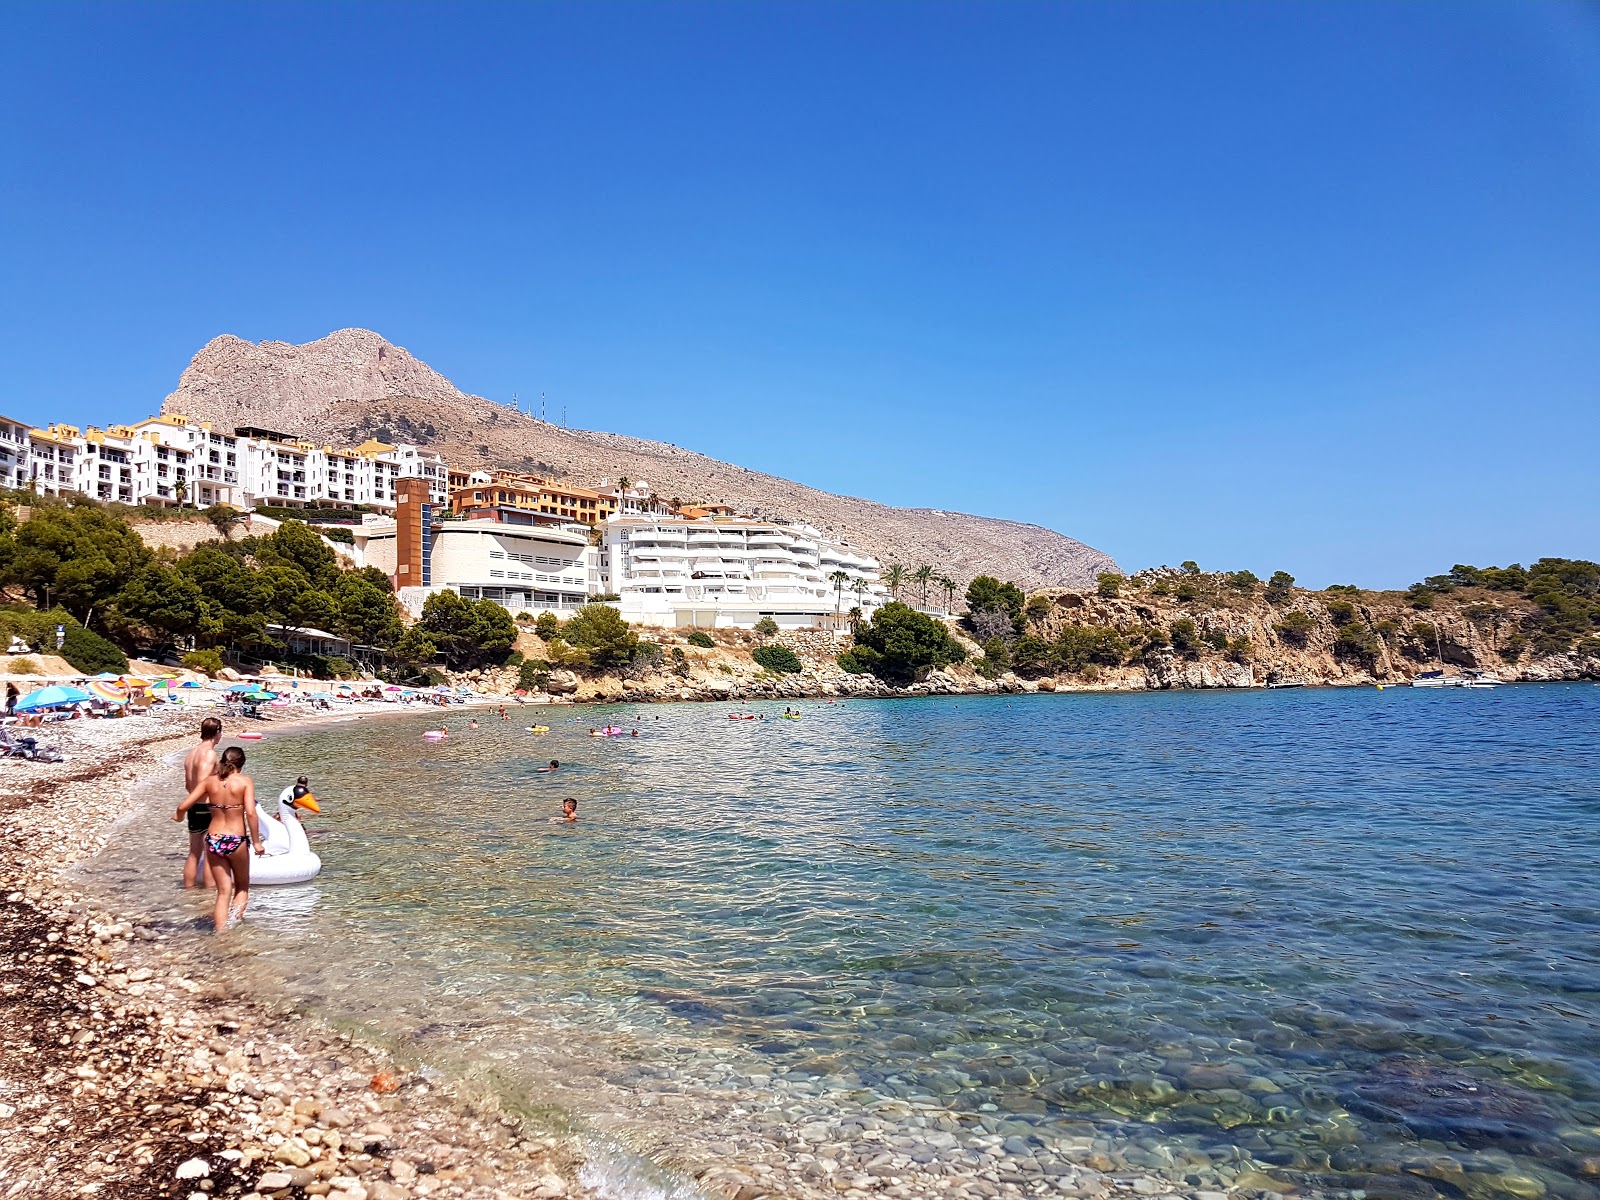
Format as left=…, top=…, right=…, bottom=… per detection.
left=469, top=718, right=479, bottom=730
left=175, top=745, right=263, bottom=933
left=537, top=759, right=560, bottom=773
left=553, top=797, right=578, bottom=823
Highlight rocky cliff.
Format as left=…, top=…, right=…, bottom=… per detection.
left=449, top=580, right=1597, bottom=704
left=161, top=329, right=1118, bottom=588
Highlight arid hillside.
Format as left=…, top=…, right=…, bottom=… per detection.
left=160, top=329, right=1118, bottom=588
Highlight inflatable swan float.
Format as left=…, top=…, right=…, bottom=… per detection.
left=252, top=785, right=322, bottom=885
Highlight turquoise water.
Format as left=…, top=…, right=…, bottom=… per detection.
left=100, top=687, right=1600, bottom=1200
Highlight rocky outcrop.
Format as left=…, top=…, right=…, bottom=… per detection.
left=160, top=329, right=1118, bottom=588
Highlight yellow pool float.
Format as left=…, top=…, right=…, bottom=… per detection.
left=527, top=725, right=550, bottom=734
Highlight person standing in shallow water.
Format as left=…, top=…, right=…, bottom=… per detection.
left=176, top=745, right=263, bottom=932
left=181, top=717, right=223, bottom=889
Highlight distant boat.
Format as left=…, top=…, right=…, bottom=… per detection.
left=1461, top=670, right=1503, bottom=688
left=1267, top=679, right=1306, bottom=689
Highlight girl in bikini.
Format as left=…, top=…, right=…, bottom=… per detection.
left=175, top=745, right=263, bottom=933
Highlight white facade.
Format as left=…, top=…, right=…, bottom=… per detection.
left=426, top=520, right=600, bottom=613
left=0, top=416, right=31, bottom=491
left=604, top=517, right=888, bottom=629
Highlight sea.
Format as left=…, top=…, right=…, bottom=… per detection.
left=92, top=685, right=1600, bottom=1200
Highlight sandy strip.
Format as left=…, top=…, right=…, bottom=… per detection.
left=0, top=704, right=599, bottom=1200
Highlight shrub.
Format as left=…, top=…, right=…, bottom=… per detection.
left=1180, top=561, right=1200, bottom=575
left=751, top=643, right=802, bottom=674
left=670, top=647, right=690, bottom=677
left=964, top=576, right=1025, bottom=633
left=1325, top=600, right=1356, bottom=626
left=60, top=623, right=128, bottom=675
left=1502, top=633, right=1529, bottom=660
left=1274, top=610, right=1315, bottom=647
left=979, top=636, right=1012, bottom=676
left=1407, top=585, right=1436, bottom=611
left=1226, top=637, right=1255, bottom=663
left=687, top=630, right=715, bottom=649
left=9, top=657, right=38, bottom=675
left=1334, top=622, right=1380, bottom=665
left=1174, top=580, right=1201, bottom=602
left=1170, top=618, right=1200, bottom=655
left=1203, top=628, right=1228, bottom=651
left=1226, top=570, right=1259, bottom=592
left=1096, top=573, right=1122, bottom=599
left=1576, top=636, right=1600, bottom=658
left=754, top=616, right=778, bottom=638
left=1325, top=584, right=1360, bottom=595
left=534, top=611, right=562, bottom=640
left=518, top=660, right=550, bottom=691
left=182, top=649, right=225, bottom=678
left=1141, top=625, right=1171, bottom=652
left=1056, top=624, right=1130, bottom=672
left=1265, top=571, right=1295, bottom=605
left=1025, top=595, right=1054, bottom=623
left=1373, top=620, right=1402, bottom=642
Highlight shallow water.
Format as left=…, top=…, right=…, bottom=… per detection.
left=97, top=687, right=1600, bottom=1200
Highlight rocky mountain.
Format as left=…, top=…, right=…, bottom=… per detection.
left=161, top=329, right=1117, bottom=588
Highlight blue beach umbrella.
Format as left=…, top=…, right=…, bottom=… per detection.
left=93, top=672, right=122, bottom=681
left=15, top=684, right=93, bottom=712
left=227, top=683, right=255, bottom=693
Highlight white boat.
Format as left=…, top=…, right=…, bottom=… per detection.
left=1461, top=670, right=1503, bottom=688
left=1411, top=671, right=1463, bottom=688
left=251, top=785, right=322, bottom=885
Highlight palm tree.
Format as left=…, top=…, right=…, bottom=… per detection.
left=885, top=563, right=906, bottom=599
left=848, top=605, right=863, bottom=632
left=829, top=569, right=851, bottom=615
left=851, top=577, right=868, bottom=611
left=938, top=575, right=957, bottom=611
left=914, top=565, right=934, bottom=606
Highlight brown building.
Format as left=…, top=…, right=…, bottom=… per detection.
left=394, top=477, right=434, bottom=587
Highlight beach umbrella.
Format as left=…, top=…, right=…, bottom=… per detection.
left=122, top=676, right=152, bottom=688
left=384, top=685, right=401, bottom=692
left=243, top=689, right=276, bottom=702
left=401, top=688, right=418, bottom=695
left=179, top=680, right=202, bottom=689
left=227, top=683, right=254, bottom=693
left=86, top=681, right=129, bottom=703
left=15, top=684, right=93, bottom=712
left=93, top=672, right=121, bottom=681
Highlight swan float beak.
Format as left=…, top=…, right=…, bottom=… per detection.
left=292, top=795, right=321, bottom=813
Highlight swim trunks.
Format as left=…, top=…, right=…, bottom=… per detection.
left=205, top=833, right=245, bottom=856
left=186, top=802, right=211, bottom=833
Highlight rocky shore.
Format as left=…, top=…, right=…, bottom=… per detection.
left=0, top=705, right=1313, bottom=1200
left=0, top=710, right=589, bottom=1200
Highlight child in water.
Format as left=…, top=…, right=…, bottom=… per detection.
left=550, top=798, right=577, bottom=823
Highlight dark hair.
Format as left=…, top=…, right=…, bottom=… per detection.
left=200, top=717, right=222, bottom=741
left=217, top=746, right=247, bottom=778
left=563, top=797, right=577, bottom=808
left=550, top=760, right=559, bottom=769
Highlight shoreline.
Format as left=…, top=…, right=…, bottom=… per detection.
left=1, top=703, right=594, bottom=1200
left=3, top=700, right=1313, bottom=1200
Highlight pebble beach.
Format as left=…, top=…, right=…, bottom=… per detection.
left=0, top=702, right=1242, bottom=1200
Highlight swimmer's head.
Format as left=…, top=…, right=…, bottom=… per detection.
left=562, top=797, right=577, bottom=813
left=550, top=760, right=559, bottom=769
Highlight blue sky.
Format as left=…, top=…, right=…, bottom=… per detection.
left=2, top=2, right=1597, bottom=588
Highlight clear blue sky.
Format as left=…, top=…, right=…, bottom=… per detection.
left=3, top=2, right=1597, bottom=588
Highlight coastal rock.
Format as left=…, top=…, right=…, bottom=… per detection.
left=546, top=670, right=580, bottom=695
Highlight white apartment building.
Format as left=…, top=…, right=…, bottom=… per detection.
left=0, top=415, right=32, bottom=491
left=604, top=517, right=888, bottom=629
left=10, top=412, right=447, bottom=513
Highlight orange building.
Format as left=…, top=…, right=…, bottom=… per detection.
left=394, top=477, right=434, bottom=587
left=447, top=470, right=617, bottom=526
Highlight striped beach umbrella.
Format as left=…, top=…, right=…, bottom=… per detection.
left=86, top=681, right=129, bottom=703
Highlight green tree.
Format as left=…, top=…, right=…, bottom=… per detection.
left=115, top=563, right=219, bottom=647
left=419, top=591, right=518, bottom=670
left=0, top=500, right=152, bottom=621
left=182, top=648, right=224, bottom=677
left=1180, top=560, right=1201, bottom=575
left=534, top=611, right=562, bottom=640
left=1025, top=594, right=1054, bottom=624
left=1274, top=610, right=1316, bottom=647
left=913, top=565, right=934, bottom=605
left=250, top=520, right=340, bottom=590
left=838, top=601, right=966, bottom=684
left=1265, top=571, right=1295, bottom=605
left=1096, top=573, right=1122, bottom=598
left=1056, top=625, right=1130, bottom=672
left=1010, top=634, right=1055, bottom=677
left=1334, top=621, right=1380, bottom=665
left=964, top=575, right=1025, bottom=630
left=754, top=615, right=779, bottom=638
left=331, top=571, right=403, bottom=648
left=1169, top=618, right=1200, bottom=655
left=558, top=603, right=640, bottom=669
left=829, top=570, right=851, bottom=615
left=1226, top=570, right=1259, bottom=592
left=884, top=563, right=907, bottom=599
